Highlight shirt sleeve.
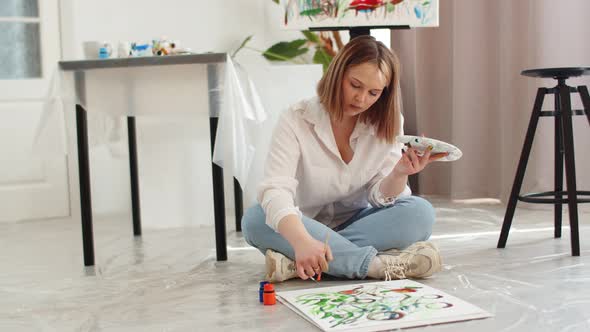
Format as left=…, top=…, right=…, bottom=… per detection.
left=366, top=115, right=412, bottom=207
left=256, top=110, right=303, bottom=232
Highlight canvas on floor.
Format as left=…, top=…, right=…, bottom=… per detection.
left=277, top=280, right=491, bottom=331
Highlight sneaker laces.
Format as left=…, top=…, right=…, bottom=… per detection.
left=379, top=249, right=426, bottom=281
left=382, top=259, right=409, bottom=281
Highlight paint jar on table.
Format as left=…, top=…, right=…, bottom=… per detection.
left=98, top=46, right=110, bottom=59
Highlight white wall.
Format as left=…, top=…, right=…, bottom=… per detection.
left=58, top=0, right=322, bottom=229
left=61, top=0, right=264, bottom=62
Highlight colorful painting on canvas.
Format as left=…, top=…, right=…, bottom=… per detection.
left=281, top=0, right=439, bottom=30
left=277, top=280, right=491, bottom=331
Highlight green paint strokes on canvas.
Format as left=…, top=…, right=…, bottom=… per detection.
left=295, top=284, right=453, bottom=328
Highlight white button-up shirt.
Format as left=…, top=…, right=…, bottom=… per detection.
left=257, top=97, right=411, bottom=231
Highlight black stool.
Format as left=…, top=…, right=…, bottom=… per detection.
left=497, top=67, right=590, bottom=256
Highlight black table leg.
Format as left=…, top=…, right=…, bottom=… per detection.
left=498, top=88, right=547, bottom=248
left=559, top=84, right=580, bottom=256
left=210, top=117, right=227, bottom=261
left=76, top=104, right=95, bottom=266
left=234, top=178, right=243, bottom=232
left=127, top=116, right=142, bottom=236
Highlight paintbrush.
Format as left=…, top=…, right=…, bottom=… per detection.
left=317, top=233, right=331, bottom=281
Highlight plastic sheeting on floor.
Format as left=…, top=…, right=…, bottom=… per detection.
left=1, top=199, right=589, bottom=331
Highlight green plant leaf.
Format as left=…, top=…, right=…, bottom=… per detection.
left=302, top=30, right=320, bottom=44
left=313, top=47, right=333, bottom=72
left=271, top=0, right=279, bottom=4
left=386, top=3, right=395, bottom=12
left=263, top=39, right=309, bottom=61
left=300, top=8, right=323, bottom=17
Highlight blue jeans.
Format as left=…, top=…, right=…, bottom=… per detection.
left=241, top=196, right=435, bottom=279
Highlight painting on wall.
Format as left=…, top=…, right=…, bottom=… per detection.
left=281, top=0, right=439, bottom=30
left=277, top=280, right=491, bottom=331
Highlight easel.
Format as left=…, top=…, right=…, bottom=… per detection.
left=310, top=25, right=410, bottom=39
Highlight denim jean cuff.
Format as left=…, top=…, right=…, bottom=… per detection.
left=359, top=247, right=378, bottom=278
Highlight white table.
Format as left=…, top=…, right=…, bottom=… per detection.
left=58, top=53, right=243, bottom=266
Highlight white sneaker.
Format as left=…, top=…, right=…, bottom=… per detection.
left=265, top=249, right=298, bottom=283
left=377, top=241, right=442, bottom=280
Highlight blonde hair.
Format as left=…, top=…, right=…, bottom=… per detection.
left=317, top=35, right=402, bottom=143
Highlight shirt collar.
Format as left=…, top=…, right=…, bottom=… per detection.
left=302, top=97, right=377, bottom=138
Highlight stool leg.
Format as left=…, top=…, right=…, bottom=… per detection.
left=578, top=86, right=590, bottom=127
left=554, top=91, right=564, bottom=238
left=560, top=85, right=580, bottom=256
left=498, top=88, right=546, bottom=248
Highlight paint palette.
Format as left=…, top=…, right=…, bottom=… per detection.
left=396, top=135, right=462, bottom=162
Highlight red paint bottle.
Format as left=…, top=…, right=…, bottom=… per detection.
left=263, top=283, right=276, bottom=305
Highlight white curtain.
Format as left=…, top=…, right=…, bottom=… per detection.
left=392, top=0, right=590, bottom=203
